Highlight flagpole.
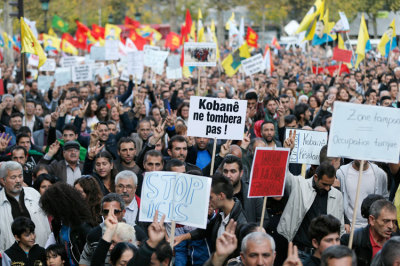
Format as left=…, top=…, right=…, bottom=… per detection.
left=22, top=53, right=27, bottom=126
left=387, top=36, right=393, bottom=65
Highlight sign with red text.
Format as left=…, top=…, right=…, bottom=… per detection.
left=248, top=147, right=290, bottom=198
left=332, top=47, right=352, bottom=63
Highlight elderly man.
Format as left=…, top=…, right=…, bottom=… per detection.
left=0, top=161, right=51, bottom=250
left=115, top=170, right=140, bottom=226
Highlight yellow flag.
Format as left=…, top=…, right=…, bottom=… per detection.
left=338, top=33, right=344, bottom=49
left=225, top=12, right=235, bottom=30
left=378, top=19, right=396, bottom=57
left=105, top=24, right=121, bottom=41
left=355, top=14, right=370, bottom=68
left=222, top=42, right=251, bottom=77
left=322, top=9, right=336, bottom=40
left=296, top=0, right=324, bottom=34
left=48, top=27, right=57, bottom=37
left=42, top=33, right=61, bottom=51
left=21, top=17, right=47, bottom=68
left=61, top=39, right=78, bottom=55
left=182, top=66, right=192, bottom=78
left=211, top=20, right=220, bottom=59
left=197, top=9, right=205, bottom=42
left=304, top=20, right=317, bottom=41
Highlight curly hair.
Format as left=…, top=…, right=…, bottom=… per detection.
left=74, top=176, right=103, bottom=225
left=40, top=183, right=96, bottom=227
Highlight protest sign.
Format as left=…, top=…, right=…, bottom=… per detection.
left=90, top=46, right=106, bottom=61
left=28, top=54, right=39, bottom=67
left=72, top=65, right=93, bottom=82
left=241, top=54, right=266, bottom=76
left=105, top=40, right=119, bottom=60
left=248, top=147, right=290, bottom=197
left=95, top=64, right=119, bottom=82
left=39, top=58, right=56, bottom=72
left=37, top=75, right=54, bottom=93
left=328, top=101, right=400, bottom=163
left=123, top=51, right=144, bottom=83
left=187, top=96, right=247, bottom=140
left=332, top=47, right=352, bottom=63
left=84, top=54, right=95, bottom=65
left=54, top=67, right=71, bottom=87
left=168, top=55, right=181, bottom=69
left=152, top=64, right=164, bottom=75
left=143, top=45, right=160, bottom=52
left=184, top=42, right=217, bottom=67
left=166, top=67, right=182, bottom=79
left=285, top=129, right=328, bottom=165
left=144, top=50, right=168, bottom=69
left=139, top=171, right=212, bottom=229
left=61, top=56, right=77, bottom=68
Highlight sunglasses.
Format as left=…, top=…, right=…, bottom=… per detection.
left=102, top=209, right=122, bottom=216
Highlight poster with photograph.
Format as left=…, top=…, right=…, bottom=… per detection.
left=184, top=42, right=217, bottom=67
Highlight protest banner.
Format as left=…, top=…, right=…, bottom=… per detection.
left=241, top=54, right=266, bottom=76
left=332, top=47, right=352, bottom=63
left=328, top=101, right=400, bottom=248
left=71, top=65, right=93, bottom=82
left=144, top=50, right=168, bottom=69
left=39, top=58, right=56, bottom=72
left=61, top=56, right=77, bottom=68
left=328, top=101, right=400, bottom=163
left=37, top=75, right=54, bottom=93
left=184, top=42, right=217, bottom=67
left=143, top=45, right=160, bottom=52
left=168, top=54, right=181, bottom=69
left=187, top=96, right=247, bottom=140
left=139, top=171, right=212, bottom=229
left=90, top=46, right=106, bottom=61
left=166, top=67, right=182, bottom=80
left=105, top=40, right=119, bottom=60
left=285, top=129, right=328, bottom=165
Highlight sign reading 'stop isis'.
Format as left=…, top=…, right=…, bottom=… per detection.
left=187, top=96, right=247, bottom=140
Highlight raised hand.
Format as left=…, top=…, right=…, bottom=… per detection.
left=166, top=109, right=177, bottom=127
left=212, top=219, right=238, bottom=266
left=322, top=94, right=335, bottom=111
left=149, top=120, right=167, bottom=145
left=48, top=141, right=60, bottom=157
left=0, top=134, right=12, bottom=152
left=102, top=205, right=119, bottom=242
left=277, top=100, right=285, bottom=117
left=219, top=140, right=232, bottom=158
left=283, top=242, right=303, bottom=266
left=284, top=129, right=296, bottom=150
left=240, top=132, right=251, bottom=150
left=88, top=141, right=104, bottom=160
left=147, top=210, right=166, bottom=248
left=78, top=101, right=89, bottom=118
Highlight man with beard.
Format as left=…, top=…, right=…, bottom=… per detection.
left=221, top=155, right=268, bottom=227
left=260, top=121, right=282, bottom=148
left=167, top=135, right=200, bottom=172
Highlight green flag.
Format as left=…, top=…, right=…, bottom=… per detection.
left=52, top=15, right=69, bottom=32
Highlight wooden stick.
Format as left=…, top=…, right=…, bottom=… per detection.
left=169, top=220, right=176, bottom=248
left=348, top=160, right=365, bottom=249
left=336, top=62, right=342, bottom=80
left=197, top=68, right=201, bottom=96
left=301, top=163, right=307, bottom=178
left=209, top=138, right=217, bottom=176
left=260, top=196, right=267, bottom=228
left=22, top=54, right=27, bottom=126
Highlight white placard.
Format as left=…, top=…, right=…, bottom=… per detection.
left=61, top=56, right=77, bottom=68
left=168, top=55, right=181, bottom=68
left=285, top=129, right=328, bottom=165
left=90, top=46, right=106, bottom=61
left=187, top=96, right=247, bottom=140
left=54, top=67, right=71, bottom=87
left=184, top=42, right=217, bottom=67
left=39, top=58, right=56, bottom=72
left=105, top=40, right=119, bottom=61
left=143, top=45, right=160, bottom=52
left=139, top=171, right=212, bottom=229
left=166, top=67, right=182, bottom=79
left=72, top=65, right=93, bottom=82
left=95, top=64, right=119, bottom=83
left=328, top=102, right=400, bottom=163
left=126, top=51, right=144, bottom=82
left=28, top=54, right=39, bottom=67
left=241, top=54, right=266, bottom=76
left=144, top=50, right=168, bottom=69
left=37, top=75, right=54, bottom=93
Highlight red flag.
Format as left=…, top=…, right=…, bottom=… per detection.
left=125, top=16, right=140, bottom=28
left=76, top=20, right=90, bottom=34
left=272, top=37, right=281, bottom=49
left=181, top=9, right=193, bottom=41
left=62, top=33, right=76, bottom=46
left=129, top=30, right=147, bottom=50
left=246, top=27, right=258, bottom=48
left=0, top=79, right=4, bottom=96
left=165, top=32, right=181, bottom=51
left=75, top=29, right=87, bottom=50
left=312, top=64, right=350, bottom=76
left=91, top=24, right=105, bottom=40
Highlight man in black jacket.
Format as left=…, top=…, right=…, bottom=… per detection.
left=341, top=199, right=397, bottom=266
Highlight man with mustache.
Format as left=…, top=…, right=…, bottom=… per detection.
left=167, top=135, right=200, bottom=172
left=0, top=161, right=51, bottom=250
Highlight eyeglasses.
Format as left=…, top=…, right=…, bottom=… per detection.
left=102, top=209, right=122, bottom=216
left=116, top=184, right=134, bottom=191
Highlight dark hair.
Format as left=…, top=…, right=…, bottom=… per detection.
left=211, top=175, right=234, bottom=199
left=33, top=174, right=59, bottom=192
left=46, top=244, right=70, bottom=266
left=117, top=137, right=136, bottom=150
left=16, top=133, right=31, bottom=144
left=294, top=103, right=309, bottom=120
left=101, top=193, right=126, bottom=211
left=96, top=104, right=110, bottom=121
left=32, top=164, right=50, bottom=180
left=279, top=94, right=289, bottom=100
left=62, top=124, right=77, bottom=135
left=40, top=183, right=96, bottom=226
left=11, top=217, right=35, bottom=237
left=155, top=240, right=173, bottom=264
left=308, top=215, right=341, bottom=244
left=380, top=236, right=400, bottom=266
left=369, top=199, right=396, bottom=219
left=19, top=126, right=31, bottom=135
left=316, top=161, right=336, bottom=180
left=221, top=155, right=243, bottom=172
left=11, top=145, right=28, bottom=157
left=165, top=159, right=185, bottom=171
left=26, top=98, right=37, bottom=106
left=176, top=102, right=190, bottom=118
left=110, top=242, right=137, bottom=265
left=74, top=176, right=103, bottom=224
left=10, top=112, right=23, bottom=119
left=380, top=95, right=392, bottom=105
left=144, top=149, right=163, bottom=163
left=361, top=194, right=385, bottom=219
left=261, top=121, right=275, bottom=131
left=284, top=115, right=298, bottom=125
left=321, top=245, right=356, bottom=266
left=319, top=145, right=336, bottom=165
left=85, top=98, right=98, bottom=117
left=308, top=95, right=321, bottom=107
left=94, top=151, right=117, bottom=191
left=245, top=92, right=258, bottom=100
left=365, top=89, right=377, bottom=98
left=321, top=114, right=332, bottom=127
left=168, top=135, right=187, bottom=150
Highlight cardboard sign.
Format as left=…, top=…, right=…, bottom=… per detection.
left=28, top=54, right=39, bottom=67
left=144, top=50, right=168, bottom=69
left=105, top=40, right=119, bottom=60
left=187, top=96, right=247, bottom=140
left=139, top=171, right=212, bottom=229
left=54, top=67, right=71, bottom=87
left=61, top=56, right=77, bottom=68
left=126, top=51, right=144, bottom=81
left=328, top=102, right=400, bottom=163
left=248, top=147, right=290, bottom=198
left=72, top=65, right=93, bottom=82
left=168, top=55, right=181, bottom=69
left=95, top=64, right=119, bottom=83
left=84, top=54, right=95, bottom=65
left=90, top=46, right=106, bottom=61
left=39, top=58, right=56, bottom=72
left=37, top=75, right=54, bottom=93
left=332, top=47, right=352, bottom=63
left=285, top=129, right=328, bottom=165
left=143, top=45, right=160, bottom=52
left=166, top=67, right=182, bottom=79
left=241, top=54, right=266, bottom=76
left=184, top=42, right=217, bottom=67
